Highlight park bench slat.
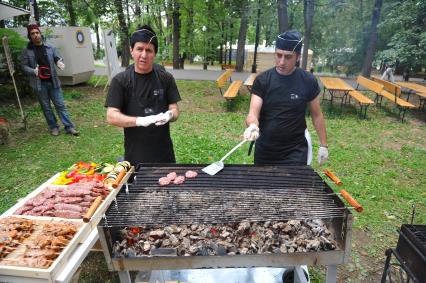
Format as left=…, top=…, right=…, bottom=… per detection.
left=348, top=90, right=374, bottom=105
left=224, top=80, right=243, bottom=99
left=372, top=77, right=401, bottom=97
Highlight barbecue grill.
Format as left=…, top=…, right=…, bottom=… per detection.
left=98, top=164, right=353, bottom=283
left=381, top=224, right=426, bottom=283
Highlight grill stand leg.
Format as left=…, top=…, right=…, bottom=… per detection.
left=294, top=266, right=309, bottom=283
left=149, top=270, right=167, bottom=283
left=118, top=271, right=131, bottom=283
left=381, top=248, right=393, bottom=283
left=325, top=265, right=337, bottom=283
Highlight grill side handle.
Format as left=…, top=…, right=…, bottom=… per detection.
left=324, top=169, right=343, bottom=186
left=83, top=196, right=103, bottom=222
left=340, top=189, right=363, bottom=213
left=112, top=170, right=127, bottom=189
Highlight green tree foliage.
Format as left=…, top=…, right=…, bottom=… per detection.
left=0, top=29, right=30, bottom=97
left=2, top=0, right=424, bottom=75
left=376, top=0, right=426, bottom=72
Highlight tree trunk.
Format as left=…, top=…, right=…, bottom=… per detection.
left=126, top=0, right=130, bottom=27
left=95, top=22, right=101, bottom=59
left=165, top=2, right=173, bottom=61
left=228, top=22, right=233, bottom=65
left=236, top=2, right=249, bottom=72
left=361, top=0, right=383, bottom=77
left=65, top=0, right=77, bottom=26
left=186, top=3, right=194, bottom=67
left=302, top=0, right=314, bottom=70
left=220, top=22, right=225, bottom=64
left=114, top=0, right=130, bottom=67
left=135, top=1, right=141, bottom=18
left=172, top=0, right=180, bottom=69
left=277, top=0, right=289, bottom=33
left=0, top=20, right=5, bottom=28
left=33, top=0, right=40, bottom=24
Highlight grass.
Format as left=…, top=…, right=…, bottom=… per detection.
left=0, top=76, right=425, bottom=282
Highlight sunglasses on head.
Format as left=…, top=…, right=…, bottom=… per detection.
left=132, top=29, right=157, bottom=44
left=277, top=34, right=303, bottom=52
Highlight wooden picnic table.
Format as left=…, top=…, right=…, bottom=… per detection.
left=319, top=77, right=354, bottom=110
left=395, top=81, right=426, bottom=110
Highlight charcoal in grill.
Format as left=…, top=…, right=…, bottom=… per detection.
left=111, top=220, right=337, bottom=258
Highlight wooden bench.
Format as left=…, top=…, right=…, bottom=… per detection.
left=221, top=64, right=236, bottom=70
left=216, top=69, right=242, bottom=111
left=411, top=72, right=426, bottom=80
left=244, top=73, right=257, bottom=92
left=319, top=76, right=373, bottom=118
left=216, top=69, right=234, bottom=95
left=372, top=77, right=401, bottom=97
left=356, top=76, right=415, bottom=121
left=347, top=90, right=375, bottom=119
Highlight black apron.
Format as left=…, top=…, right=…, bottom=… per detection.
left=124, top=67, right=175, bottom=166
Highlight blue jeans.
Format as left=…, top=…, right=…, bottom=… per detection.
left=36, top=81, right=74, bottom=130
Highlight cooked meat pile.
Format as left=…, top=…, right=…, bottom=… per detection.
left=14, top=181, right=110, bottom=219
left=0, top=217, right=77, bottom=269
left=0, top=217, right=34, bottom=259
left=112, top=219, right=337, bottom=258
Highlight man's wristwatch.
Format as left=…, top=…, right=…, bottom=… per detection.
left=320, top=144, right=328, bottom=148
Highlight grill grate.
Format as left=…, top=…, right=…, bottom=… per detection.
left=101, top=165, right=348, bottom=227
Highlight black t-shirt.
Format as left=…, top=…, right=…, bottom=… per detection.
left=34, top=45, right=51, bottom=81
left=105, top=65, right=181, bottom=166
left=251, top=67, right=320, bottom=164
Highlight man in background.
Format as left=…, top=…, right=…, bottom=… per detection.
left=381, top=63, right=395, bottom=83
left=21, top=24, right=79, bottom=136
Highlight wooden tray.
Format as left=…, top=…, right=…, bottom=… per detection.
left=4, top=167, right=134, bottom=229
left=0, top=217, right=84, bottom=282
left=0, top=167, right=134, bottom=281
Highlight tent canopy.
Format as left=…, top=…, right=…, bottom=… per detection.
left=0, top=3, right=30, bottom=21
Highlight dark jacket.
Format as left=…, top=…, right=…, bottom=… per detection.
left=21, top=42, right=62, bottom=91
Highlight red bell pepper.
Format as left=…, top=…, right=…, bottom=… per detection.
left=66, top=169, right=78, bottom=179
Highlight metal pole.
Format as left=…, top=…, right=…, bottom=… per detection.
left=228, top=23, right=233, bottom=65
left=251, top=0, right=261, bottom=73
left=203, top=26, right=207, bottom=70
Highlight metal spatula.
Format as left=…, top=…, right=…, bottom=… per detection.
left=202, top=140, right=247, bottom=176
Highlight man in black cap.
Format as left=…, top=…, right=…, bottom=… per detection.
left=21, top=24, right=79, bottom=136
left=243, top=30, right=328, bottom=166
left=105, top=25, right=181, bottom=166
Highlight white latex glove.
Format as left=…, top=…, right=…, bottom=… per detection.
left=317, top=146, right=329, bottom=166
left=56, top=59, right=65, bottom=70
left=135, top=115, right=158, bottom=127
left=243, top=123, right=260, bottom=141
left=155, top=110, right=173, bottom=126
left=33, top=65, right=39, bottom=76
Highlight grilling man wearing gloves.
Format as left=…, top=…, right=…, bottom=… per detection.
left=21, top=24, right=79, bottom=136
left=244, top=30, right=328, bottom=166
left=105, top=25, right=181, bottom=166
